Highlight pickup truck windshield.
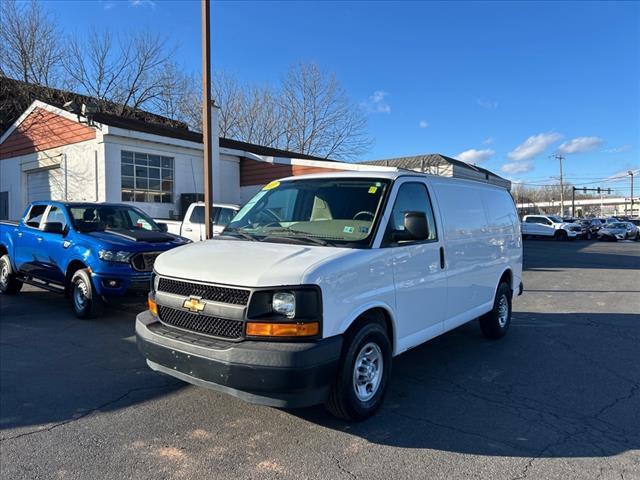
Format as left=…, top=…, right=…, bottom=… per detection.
left=68, top=205, right=162, bottom=232
left=226, top=178, right=390, bottom=246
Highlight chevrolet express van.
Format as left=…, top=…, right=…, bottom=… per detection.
left=136, top=171, right=523, bottom=420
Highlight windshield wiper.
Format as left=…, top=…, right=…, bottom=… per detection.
left=221, top=227, right=259, bottom=241
left=264, top=228, right=331, bottom=246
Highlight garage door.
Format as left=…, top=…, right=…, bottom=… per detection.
left=27, top=168, right=64, bottom=203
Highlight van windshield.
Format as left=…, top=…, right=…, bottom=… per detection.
left=225, top=178, right=390, bottom=246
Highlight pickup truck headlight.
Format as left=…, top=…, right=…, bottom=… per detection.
left=272, top=292, right=296, bottom=318
left=98, top=249, right=133, bottom=263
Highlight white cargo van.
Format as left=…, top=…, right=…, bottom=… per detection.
left=137, top=171, right=523, bottom=420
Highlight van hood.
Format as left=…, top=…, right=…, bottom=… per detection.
left=153, top=239, right=351, bottom=287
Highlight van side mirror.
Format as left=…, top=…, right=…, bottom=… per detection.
left=42, top=222, right=65, bottom=234
left=392, top=211, right=430, bottom=242
left=158, top=223, right=168, bottom=232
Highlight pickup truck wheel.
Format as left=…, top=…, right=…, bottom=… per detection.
left=554, top=230, right=568, bottom=241
left=325, top=322, right=391, bottom=421
left=479, top=282, right=512, bottom=339
left=0, top=255, right=22, bottom=295
left=71, top=269, right=103, bottom=319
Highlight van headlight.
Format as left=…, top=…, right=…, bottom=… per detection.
left=272, top=292, right=296, bottom=318
left=98, top=250, right=133, bottom=263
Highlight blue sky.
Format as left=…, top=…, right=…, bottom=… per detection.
left=49, top=0, right=639, bottom=194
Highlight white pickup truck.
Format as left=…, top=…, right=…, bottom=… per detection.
left=137, top=171, right=523, bottom=420
left=521, top=214, right=581, bottom=241
left=155, top=202, right=239, bottom=242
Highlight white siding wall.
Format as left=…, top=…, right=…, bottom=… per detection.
left=103, top=137, right=240, bottom=218
left=0, top=138, right=100, bottom=220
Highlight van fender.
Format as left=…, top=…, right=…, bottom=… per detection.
left=335, top=301, right=397, bottom=355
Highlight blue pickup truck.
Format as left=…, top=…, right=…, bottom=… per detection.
left=0, top=201, right=190, bottom=318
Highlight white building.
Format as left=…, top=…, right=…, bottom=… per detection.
left=0, top=100, right=510, bottom=221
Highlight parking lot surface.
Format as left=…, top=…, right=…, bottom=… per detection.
left=1, top=240, right=639, bottom=479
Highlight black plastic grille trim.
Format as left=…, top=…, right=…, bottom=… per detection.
left=157, top=278, right=250, bottom=305
left=158, top=305, right=244, bottom=340
left=131, top=252, right=162, bottom=272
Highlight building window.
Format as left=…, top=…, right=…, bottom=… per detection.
left=121, top=150, right=173, bottom=203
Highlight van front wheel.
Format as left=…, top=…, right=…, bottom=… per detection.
left=325, top=321, right=391, bottom=421
left=479, top=282, right=512, bottom=339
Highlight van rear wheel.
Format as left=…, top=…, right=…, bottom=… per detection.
left=480, top=282, right=512, bottom=339
left=0, top=255, right=22, bottom=295
left=325, top=321, right=391, bottom=421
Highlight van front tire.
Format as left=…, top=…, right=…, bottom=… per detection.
left=325, top=321, right=391, bottom=421
left=480, top=282, right=512, bottom=339
left=71, top=269, right=103, bottom=319
left=0, top=255, right=22, bottom=295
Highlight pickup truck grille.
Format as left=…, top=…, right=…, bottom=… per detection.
left=157, top=278, right=250, bottom=305
left=131, top=252, right=162, bottom=272
left=157, top=305, right=244, bottom=340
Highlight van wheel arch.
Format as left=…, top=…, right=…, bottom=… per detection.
left=345, top=307, right=395, bottom=355
left=498, top=269, right=513, bottom=294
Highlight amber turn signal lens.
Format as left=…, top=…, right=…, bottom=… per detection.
left=246, top=322, right=319, bottom=337
left=148, top=297, right=158, bottom=316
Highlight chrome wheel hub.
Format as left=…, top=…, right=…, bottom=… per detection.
left=353, top=342, right=383, bottom=402
left=497, top=294, right=509, bottom=328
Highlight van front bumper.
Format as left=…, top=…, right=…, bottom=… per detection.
left=135, top=310, right=342, bottom=408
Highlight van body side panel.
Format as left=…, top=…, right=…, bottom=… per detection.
left=302, top=249, right=396, bottom=350
left=429, top=179, right=521, bottom=331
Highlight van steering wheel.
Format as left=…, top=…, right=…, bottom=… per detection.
left=353, top=211, right=375, bottom=221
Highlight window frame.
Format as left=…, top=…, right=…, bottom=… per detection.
left=120, top=150, right=174, bottom=204
left=42, top=205, right=69, bottom=231
left=23, top=204, right=48, bottom=230
left=381, top=181, right=439, bottom=248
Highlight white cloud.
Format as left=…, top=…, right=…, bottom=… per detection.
left=362, top=91, right=391, bottom=114
left=456, top=148, right=495, bottom=164
left=418, top=120, right=429, bottom=128
left=507, top=132, right=563, bottom=161
left=482, top=137, right=494, bottom=145
left=605, top=144, right=632, bottom=153
left=477, top=99, right=498, bottom=110
left=557, top=136, right=603, bottom=155
left=130, top=0, right=156, bottom=7
left=501, top=161, right=534, bottom=175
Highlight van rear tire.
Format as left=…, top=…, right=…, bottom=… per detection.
left=0, top=255, right=22, bottom=295
left=480, top=282, right=512, bottom=339
left=325, top=321, right=391, bottom=421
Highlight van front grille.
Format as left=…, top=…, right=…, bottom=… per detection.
left=157, top=305, right=244, bottom=340
left=157, top=278, right=250, bottom=305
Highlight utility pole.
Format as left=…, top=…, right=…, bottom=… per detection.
left=630, top=170, right=635, bottom=217
left=201, top=0, right=214, bottom=239
left=550, top=154, right=565, bottom=217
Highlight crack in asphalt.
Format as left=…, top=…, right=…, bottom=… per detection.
left=330, top=452, right=358, bottom=479
left=0, top=382, right=181, bottom=443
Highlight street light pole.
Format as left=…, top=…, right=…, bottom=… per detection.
left=550, top=154, right=565, bottom=217
left=201, top=0, right=214, bottom=239
left=630, top=171, right=635, bottom=217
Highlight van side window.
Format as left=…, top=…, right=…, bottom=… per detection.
left=385, top=182, right=437, bottom=245
left=45, top=206, right=68, bottom=230
left=25, top=205, right=47, bottom=228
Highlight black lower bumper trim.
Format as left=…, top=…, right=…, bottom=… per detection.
left=136, top=312, right=342, bottom=408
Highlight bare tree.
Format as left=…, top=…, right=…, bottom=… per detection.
left=279, top=63, right=371, bottom=159
left=0, top=0, right=64, bottom=86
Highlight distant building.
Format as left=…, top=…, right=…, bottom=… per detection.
left=363, top=154, right=511, bottom=190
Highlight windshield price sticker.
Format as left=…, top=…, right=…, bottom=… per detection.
left=263, top=181, right=280, bottom=191
left=368, top=186, right=378, bottom=194
left=343, top=226, right=355, bottom=234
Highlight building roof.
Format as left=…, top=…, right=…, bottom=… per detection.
left=362, top=153, right=508, bottom=182
left=0, top=77, right=336, bottom=163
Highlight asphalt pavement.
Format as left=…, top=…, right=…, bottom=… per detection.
left=1, top=240, right=639, bottom=479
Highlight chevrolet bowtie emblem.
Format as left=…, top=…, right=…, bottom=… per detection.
left=183, top=296, right=205, bottom=313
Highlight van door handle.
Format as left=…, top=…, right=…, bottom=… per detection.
left=439, top=246, right=445, bottom=269
left=184, top=227, right=193, bottom=232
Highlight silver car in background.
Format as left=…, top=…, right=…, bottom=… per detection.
left=598, top=222, right=639, bottom=241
